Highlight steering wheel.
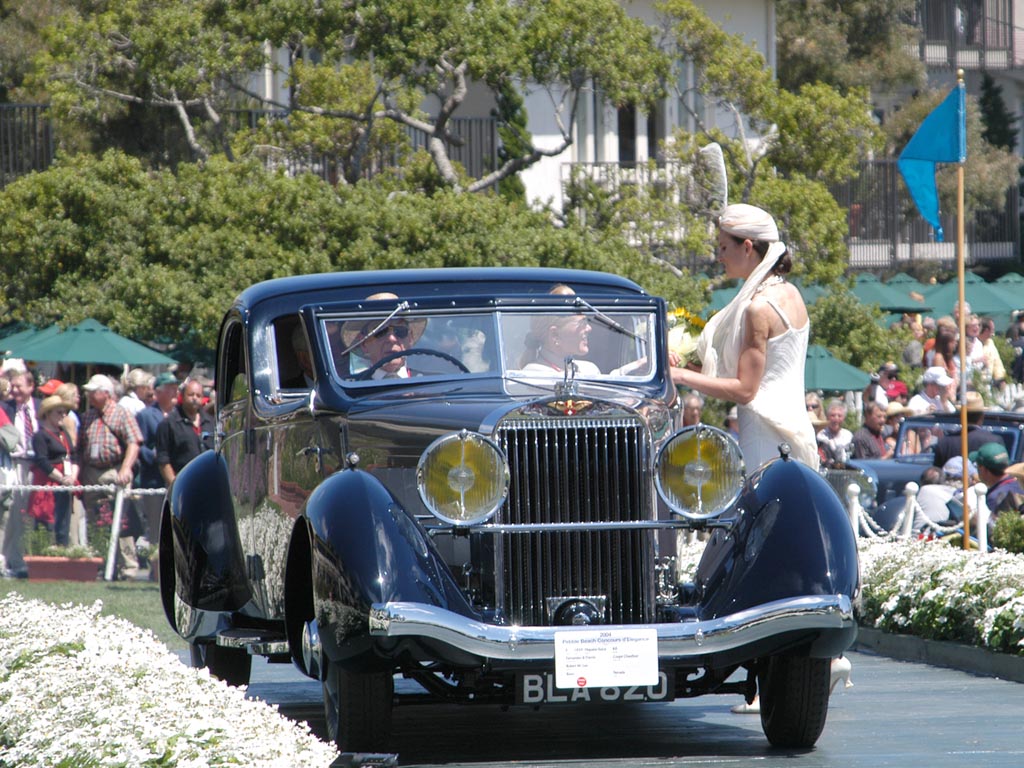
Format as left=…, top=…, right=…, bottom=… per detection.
left=357, top=348, right=470, bottom=380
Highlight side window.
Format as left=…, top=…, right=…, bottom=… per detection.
left=220, top=322, right=248, bottom=407
left=274, top=315, right=310, bottom=389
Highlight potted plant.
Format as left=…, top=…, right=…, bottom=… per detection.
left=23, top=528, right=103, bottom=582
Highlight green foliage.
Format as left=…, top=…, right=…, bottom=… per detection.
left=775, top=0, right=924, bottom=93
left=0, top=151, right=694, bottom=353
left=979, top=73, right=1018, bottom=152
left=992, top=512, right=1024, bottom=555
left=808, top=287, right=907, bottom=372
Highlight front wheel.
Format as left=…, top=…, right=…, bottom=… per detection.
left=758, top=655, right=830, bottom=748
left=322, top=662, right=394, bottom=752
left=190, top=642, right=252, bottom=687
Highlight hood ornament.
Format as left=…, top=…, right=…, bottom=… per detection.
left=555, top=357, right=579, bottom=398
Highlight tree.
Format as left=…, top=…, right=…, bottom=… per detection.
left=807, top=288, right=908, bottom=373
left=775, top=0, right=925, bottom=94
left=561, top=1, right=883, bottom=287
left=0, top=151, right=697, bottom=353
left=34, top=0, right=670, bottom=192
left=979, top=72, right=1018, bottom=152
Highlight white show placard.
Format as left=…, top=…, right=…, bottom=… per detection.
left=554, top=628, right=658, bottom=689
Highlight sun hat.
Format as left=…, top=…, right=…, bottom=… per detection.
left=884, top=402, right=908, bottom=418
left=341, top=292, right=426, bottom=349
left=922, top=366, right=953, bottom=387
left=964, top=391, right=985, bottom=412
left=969, top=441, right=1010, bottom=472
left=38, top=395, right=68, bottom=418
left=82, top=373, right=115, bottom=394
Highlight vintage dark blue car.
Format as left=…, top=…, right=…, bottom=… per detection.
left=160, top=267, right=858, bottom=752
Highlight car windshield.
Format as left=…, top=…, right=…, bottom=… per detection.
left=895, top=418, right=1018, bottom=459
left=320, top=304, right=658, bottom=384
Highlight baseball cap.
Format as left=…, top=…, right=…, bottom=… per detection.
left=38, top=378, right=64, bottom=396
left=942, top=455, right=977, bottom=479
left=82, top=374, right=115, bottom=394
left=154, top=372, right=178, bottom=388
left=923, top=366, right=953, bottom=387
left=969, top=441, right=1010, bottom=472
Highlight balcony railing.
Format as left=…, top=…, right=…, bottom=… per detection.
left=0, top=104, right=55, bottom=188
left=912, top=0, right=1022, bottom=69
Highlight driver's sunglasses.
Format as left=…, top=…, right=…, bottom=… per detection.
left=371, top=324, right=410, bottom=340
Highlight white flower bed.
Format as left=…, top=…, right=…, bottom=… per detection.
left=0, top=595, right=337, bottom=768
left=858, top=537, right=1024, bottom=654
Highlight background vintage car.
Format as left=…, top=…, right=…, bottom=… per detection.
left=160, top=267, right=859, bottom=754
left=831, top=410, right=1024, bottom=530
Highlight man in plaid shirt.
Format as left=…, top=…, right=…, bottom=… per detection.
left=78, top=374, right=143, bottom=578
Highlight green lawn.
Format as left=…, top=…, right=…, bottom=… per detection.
left=1, top=577, right=187, bottom=652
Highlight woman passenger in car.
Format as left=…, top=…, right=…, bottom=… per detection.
left=519, top=313, right=601, bottom=375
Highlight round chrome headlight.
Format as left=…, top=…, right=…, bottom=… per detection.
left=655, top=425, right=745, bottom=520
left=417, top=430, right=509, bottom=526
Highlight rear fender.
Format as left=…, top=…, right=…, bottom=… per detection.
left=160, top=450, right=251, bottom=635
left=301, top=467, right=475, bottom=667
left=696, top=458, right=860, bottom=639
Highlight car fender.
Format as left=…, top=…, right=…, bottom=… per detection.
left=161, top=450, right=251, bottom=633
left=696, top=457, right=859, bottom=654
left=300, top=466, right=477, bottom=667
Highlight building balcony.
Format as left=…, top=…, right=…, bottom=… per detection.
left=912, top=0, right=1023, bottom=70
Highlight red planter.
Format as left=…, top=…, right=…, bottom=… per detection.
left=24, top=556, right=103, bottom=582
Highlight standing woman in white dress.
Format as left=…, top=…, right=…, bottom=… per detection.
left=671, top=204, right=818, bottom=470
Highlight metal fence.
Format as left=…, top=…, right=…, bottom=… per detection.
left=0, top=104, right=55, bottom=188
left=829, top=159, right=1021, bottom=269
left=0, top=104, right=498, bottom=188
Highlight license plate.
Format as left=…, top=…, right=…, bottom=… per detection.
left=517, top=671, right=675, bottom=704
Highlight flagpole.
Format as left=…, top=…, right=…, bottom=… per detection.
left=956, top=69, right=970, bottom=549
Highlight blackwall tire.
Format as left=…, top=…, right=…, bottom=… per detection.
left=758, top=655, right=830, bottom=748
left=322, top=662, right=394, bottom=752
left=189, top=643, right=252, bottom=687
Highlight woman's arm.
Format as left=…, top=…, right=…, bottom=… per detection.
left=670, top=303, right=768, bottom=404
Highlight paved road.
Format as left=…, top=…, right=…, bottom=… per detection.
left=235, top=648, right=1024, bottom=767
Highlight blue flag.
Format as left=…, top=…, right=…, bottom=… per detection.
left=897, top=83, right=966, bottom=242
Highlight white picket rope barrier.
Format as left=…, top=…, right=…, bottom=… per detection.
left=0, top=483, right=166, bottom=581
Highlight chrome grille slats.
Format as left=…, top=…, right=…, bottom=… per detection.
left=496, top=415, right=654, bottom=626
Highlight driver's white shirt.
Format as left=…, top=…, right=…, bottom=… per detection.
left=372, top=364, right=410, bottom=380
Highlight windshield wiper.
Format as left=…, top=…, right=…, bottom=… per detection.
left=572, top=296, right=648, bottom=346
left=339, top=300, right=411, bottom=356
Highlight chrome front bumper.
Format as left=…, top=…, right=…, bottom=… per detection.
left=369, top=594, right=855, bottom=661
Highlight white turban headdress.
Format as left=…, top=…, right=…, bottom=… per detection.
left=717, top=203, right=780, bottom=243
left=696, top=204, right=785, bottom=378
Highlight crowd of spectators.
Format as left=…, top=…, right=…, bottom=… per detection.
left=0, top=358, right=214, bottom=580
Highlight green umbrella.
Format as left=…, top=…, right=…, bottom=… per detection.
left=923, top=272, right=1020, bottom=328
left=1, top=324, right=62, bottom=359
left=852, top=274, right=932, bottom=313
left=10, top=318, right=176, bottom=365
left=805, top=344, right=871, bottom=393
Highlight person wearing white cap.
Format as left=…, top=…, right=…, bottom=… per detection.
left=907, top=366, right=956, bottom=415
left=671, top=203, right=818, bottom=470
left=78, top=373, right=144, bottom=579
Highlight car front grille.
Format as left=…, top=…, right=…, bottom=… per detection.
left=495, top=416, right=655, bottom=626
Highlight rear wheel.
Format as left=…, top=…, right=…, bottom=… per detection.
left=190, top=642, right=252, bottom=687
left=758, top=655, right=830, bottom=748
left=322, top=662, right=394, bottom=752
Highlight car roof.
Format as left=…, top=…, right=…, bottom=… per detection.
left=235, top=267, right=648, bottom=311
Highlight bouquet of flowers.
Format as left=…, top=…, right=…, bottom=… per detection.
left=667, top=307, right=705, bottom=368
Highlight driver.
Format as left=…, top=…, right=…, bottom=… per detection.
left=341, top=292, right=427, bottom=379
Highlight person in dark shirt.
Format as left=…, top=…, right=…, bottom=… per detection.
left=851, top=402, right=891, bottom=459
left=932, top=391, right=1003, bottom=468
left=155, top=379, right=214, bottom=485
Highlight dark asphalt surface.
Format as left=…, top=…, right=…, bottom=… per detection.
left=223, top=647, right=1024, bottom=767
